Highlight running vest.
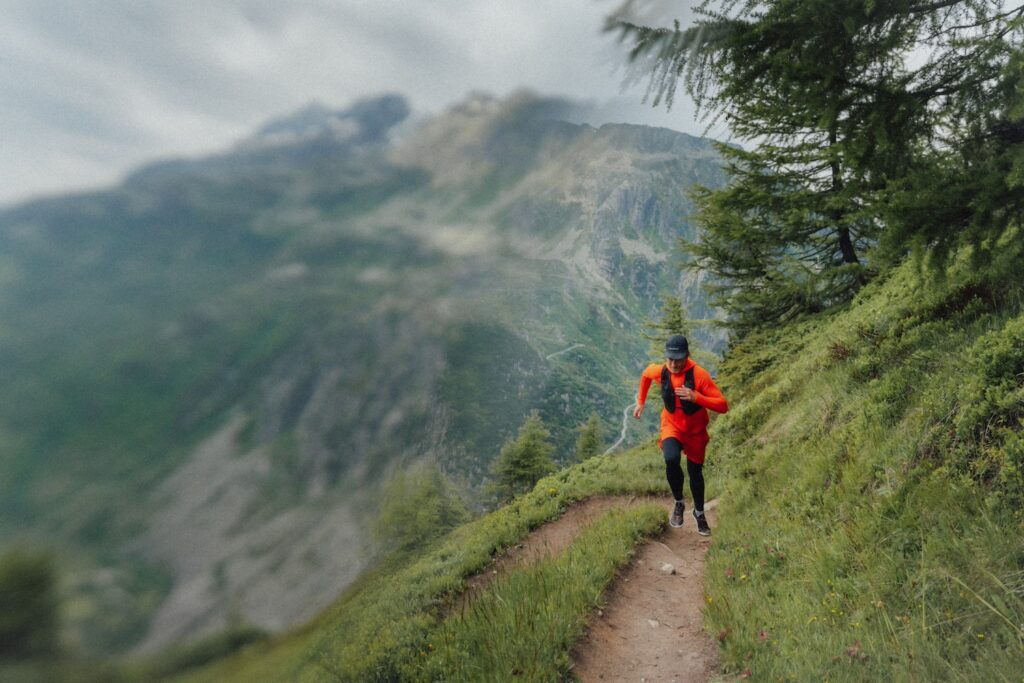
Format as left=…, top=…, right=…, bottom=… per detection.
left=661, top=365, right=700, bottom=415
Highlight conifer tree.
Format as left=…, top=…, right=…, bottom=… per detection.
left=640, top=294, right=689, bottom=360
left=0, top=549, right=58, bottom=659
left=373, top=462, right=470, bottom=552
left=489, top=412, right=556, bottom=502
left=609, top=0, right=1023, bottom=332
left=574, top=413, right=604, bottom=462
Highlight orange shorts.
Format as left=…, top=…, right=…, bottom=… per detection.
left=658, top=431, right=710, bottom=465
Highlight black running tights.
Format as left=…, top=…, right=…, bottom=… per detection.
left=662, top=437, right=704, bottom=510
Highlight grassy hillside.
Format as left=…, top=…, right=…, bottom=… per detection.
left=703, top=247, right=1023, bottom=681
left=155, top=443, right=668, bottom=682
left=129, top=245, right=1024, bottom=682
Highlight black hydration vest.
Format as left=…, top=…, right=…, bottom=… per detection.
left=661, top=365, right=700, bottom=415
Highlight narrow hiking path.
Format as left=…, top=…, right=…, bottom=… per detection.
left=572, top=501, right=720, bottom=683
left=448, top=494, right=719, bottom=681
left=546, top=343, right=585, bottom=360
left=604, top=401, right=636, bottom=455
left=540, top=341, right=636, bottom=457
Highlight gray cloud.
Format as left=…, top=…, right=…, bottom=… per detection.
left=0, top=0, right=714, bottom=206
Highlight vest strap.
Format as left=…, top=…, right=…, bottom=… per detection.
left=661, top=365, right=700, bottom=415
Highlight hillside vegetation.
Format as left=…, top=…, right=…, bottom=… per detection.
left=148, top=249, right=1022, bottom=683
left=162, top=444, right=668, bottom=682
left=704, top=252, right=1023, bottom=680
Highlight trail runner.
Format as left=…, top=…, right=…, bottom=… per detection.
left=633, top=334, right=729, bottom=535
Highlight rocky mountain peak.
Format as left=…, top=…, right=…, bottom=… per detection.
left=243, top=93, right=411, bottom=150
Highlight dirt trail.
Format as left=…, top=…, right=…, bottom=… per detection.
left=572, top=501, right=720, bottom=683
left=445, top=494, right=720, bottom=680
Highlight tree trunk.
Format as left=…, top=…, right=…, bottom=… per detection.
left=829, top=128, right=860, bottom=265
left=837, top=226, right=860, bottom=265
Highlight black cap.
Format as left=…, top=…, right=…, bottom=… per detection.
left=665, top=334, right=689, bottom=359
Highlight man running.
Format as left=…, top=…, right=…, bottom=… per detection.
left=633, top=334, right=728, bottom=535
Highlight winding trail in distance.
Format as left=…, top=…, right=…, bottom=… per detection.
left=603, top=401, right=636, bottom=455
left=543, top=342, right=634, bottom=456
left=545, top=343, right=585, bottom=360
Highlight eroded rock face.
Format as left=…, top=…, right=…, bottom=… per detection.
left=133, top=414, right=374, bottom=652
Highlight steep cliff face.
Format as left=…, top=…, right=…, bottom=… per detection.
left=0, top=91, right=726, bottom=653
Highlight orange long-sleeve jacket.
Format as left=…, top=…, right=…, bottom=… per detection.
left=637, top=358, right=729, bottom=448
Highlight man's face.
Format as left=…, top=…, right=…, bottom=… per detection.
left=666, top=355, right=688, bottom=374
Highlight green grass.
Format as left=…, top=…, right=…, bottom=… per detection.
left=412, top=504, right=664, bottom=681
left=702, top=253, right=1024, bottom=681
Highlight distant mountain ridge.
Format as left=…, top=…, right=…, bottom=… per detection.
left=0, top=91, right=726, bottom=654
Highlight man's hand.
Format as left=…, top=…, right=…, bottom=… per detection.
left=675, top=386, right=697, bottom=402
left=632, top=403, right=644, bottom=419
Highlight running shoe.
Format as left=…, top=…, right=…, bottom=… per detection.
left=693, top=509, right=711, bottom=536
left=670, top=500, right=685, bottom=528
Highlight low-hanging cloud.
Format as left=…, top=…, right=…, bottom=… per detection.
left=0, top=0, right=709, bottom=206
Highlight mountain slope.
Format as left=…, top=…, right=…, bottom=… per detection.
left=0, top=91, right=727, bottom=653
left=131, top=248, right=1019, bottom=682
left=702, top=252, right=1023, bottom=680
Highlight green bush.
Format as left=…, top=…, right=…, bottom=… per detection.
left=373, top=462, right=471, bottom=553
left=0, top=549, right=58, bottom=660
left=488, top=412, right=556, bottom=502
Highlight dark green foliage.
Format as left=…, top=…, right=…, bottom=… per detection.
left=928, top=313, right=1024, bottom=506
left=610, top=0, right=1024, bottom=333
left=488, top=412, right=557, bottom=502
left=373, top=463, right=471, bottom=553
left=136, top=625, right=268, bottom=680
left=0, top=549, right=58, bottom=660
left=574, top=413, right=605, bottom=462
left=63, top=560, right=172, bottom=656
left=640, top=293, right=689, bottom=359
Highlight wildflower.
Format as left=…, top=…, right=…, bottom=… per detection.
left=740, top=574, right=749, bottom=581
left=740, top=668, right=753, bottom=679
left=976, top=633, right=985, bottom=640
left=548, top=487, right=558, bottom=495
left=807, top=615, right=818, bottom=624
left=706, top=595, right=714, bottom=605
left=758, top=629, right=769, bottom=642
left=846, top=640, right=868, bottom=662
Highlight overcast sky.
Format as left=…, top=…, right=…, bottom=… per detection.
left=0, top=1, right=722, bottom=207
